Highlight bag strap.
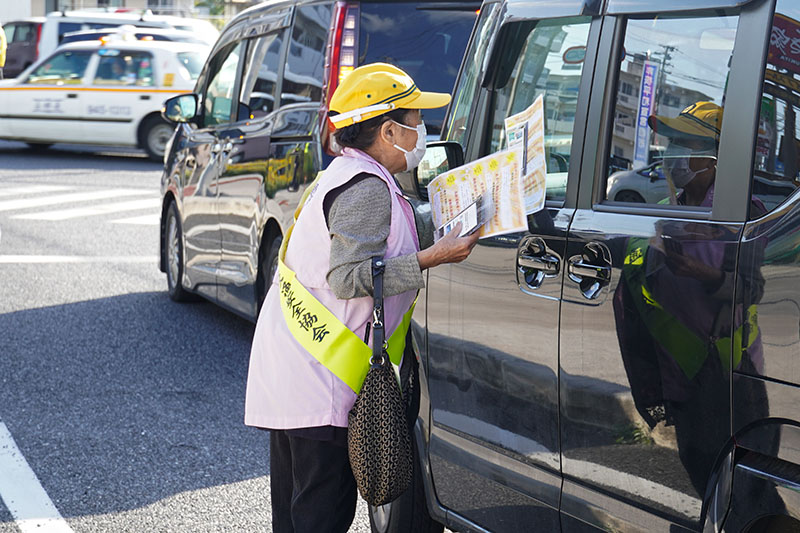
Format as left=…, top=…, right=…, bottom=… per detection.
left=371, top=257, right=386, bottom=365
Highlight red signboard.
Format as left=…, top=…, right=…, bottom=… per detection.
left=769, top=13, right=800, bottom=75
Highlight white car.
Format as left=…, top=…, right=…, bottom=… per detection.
left=0, top=38, right=209, bottom=160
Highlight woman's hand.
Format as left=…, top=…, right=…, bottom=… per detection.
left=417, top=222, right=480, bottom=270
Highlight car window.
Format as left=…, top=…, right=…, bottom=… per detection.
left=176, top=52, right=204, bottom=81
left=358, top=2, right=477, bottom=135
left=2, top=24, right=16, bottom=42
left=281, top=4, right=331, bottom=107
left=750, top=0, right=800, bottom=218
left=93, top=50, right=154, bottom=86
left=240, top=32, right=283, bottom=118
left=202, top=40, right=244, bottom=127
left=26, top=50, right=93, bottom=84
left=7, top=24, right=35, bottom=43
left=445, top=4, right=498, bottom=147
left=58, top=22, right=118, bottom=42
left=603, top=13, right=739, bottom=209
left=486, top=17, right=592, bottom=203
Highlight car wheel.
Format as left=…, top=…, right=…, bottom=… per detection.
left=256, top=235, right=282, bottom=312
left=615, top=190, right=646, bottom=203
left=165, top=202, right=193, bottom=302
left=368, top=436, right=444, bottom=533
left=141, top=116, right=174, bottom=162
left=25, top=142, right=53, bottom=151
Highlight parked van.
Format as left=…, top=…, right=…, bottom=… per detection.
left=1, top=17, right=44, bottom=78
left=159, top=0, right=479, bottom=320
left=386, top=0, right=800, bottom=531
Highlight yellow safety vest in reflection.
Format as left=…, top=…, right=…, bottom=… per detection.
left=276, top=172, right=415, bottom=394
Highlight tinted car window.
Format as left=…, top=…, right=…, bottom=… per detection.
left=282, top=4, right=331, bottom=107
left=486, top=17, right=592, bottom=203
left=604, top=14, right=738, bottom=209
left=27, top=50, right=92, bottom=84
left=7, top=23, right=34, bottom=43
left=750, top=0, right=800, bottom=217
left=358, top=2, right=476, bottom=135
left=240, top=32, right=283, bottom=118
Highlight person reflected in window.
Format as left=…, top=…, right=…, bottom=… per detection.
left=612, top=101, right=768, bottom=497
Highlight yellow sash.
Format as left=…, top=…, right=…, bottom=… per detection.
left=276, top=172, right=416, bottom=394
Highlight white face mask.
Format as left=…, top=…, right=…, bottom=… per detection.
left=392, top=120, right=427, bottom=171
left=663, top=144, right=716, bottom=188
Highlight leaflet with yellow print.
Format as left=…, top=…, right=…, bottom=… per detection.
left=427, top=146, right=527, bottom=240
left=504, top=93, right=547, bottom=214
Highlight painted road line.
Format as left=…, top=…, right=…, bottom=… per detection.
left=14, top=198, right=160, bottom=221
left=0, top=186, right=73, bottom=198
left=0, top=422, right=74, bottom=533
left=0, top=189, right=147, bottom=212
left=110, top=214, right=160, bottom=225
left=0, top=255, right=158, bottom=263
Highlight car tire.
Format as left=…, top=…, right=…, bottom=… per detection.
left=164, top=202, right=193, bottom=302
left=141, top=116, right=174, bottom=162
left=256, top=235, right=282, bottom=312
left=368, top=436, right=444, bottom=533
left=615, top=190, right=646, bottom=203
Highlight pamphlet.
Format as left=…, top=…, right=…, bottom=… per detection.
left=504, top=94, right=547, bottom=214
left=427, top=147, right=527, bottom=240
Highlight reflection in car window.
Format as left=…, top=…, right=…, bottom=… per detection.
left=177, top=52, right=204, bottom=81
left=203, top=41, right=243, bottom=127
left=281, top=4, right=330, bottom=107
left=751, top=0, right=800, bottom=218
left=93, top=51, right=154, bottom=86
left=445, top=4, right=497, bottom=147
left=358, top=2, right=476, bottom=135
left=487, top=17, right=592, bottom=203
left=27, top=50, right=93, bottom=84
left=240, top=32, right=282, bottom=118
left=604, top=14, right=738, bottom=209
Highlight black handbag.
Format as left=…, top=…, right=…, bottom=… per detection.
left=347, top=257, right=414, bottom=506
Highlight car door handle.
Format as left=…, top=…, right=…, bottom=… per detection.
left=519, top=253, right=559, bottom=275
left=66, top=93, right=78, bottom=99
left=223, top=141, right=234, bottom=153
left=211, top=143, right=222, bottom=154
left=567, top=259, right=611, bottom=282
left=567, top=242, right=612, bottom=300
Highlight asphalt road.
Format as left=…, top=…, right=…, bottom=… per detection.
left=0, top=141, right=375, bottom=532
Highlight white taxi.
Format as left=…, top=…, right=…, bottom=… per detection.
left=0, top=37, right=209, bottom=160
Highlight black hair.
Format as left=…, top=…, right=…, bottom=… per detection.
left=330, top=108, right=411, bottom=151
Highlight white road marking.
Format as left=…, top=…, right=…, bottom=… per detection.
left=14, top=198, right=160, bottom=221
left=0, top=185, right=73, bottom=198
left=110, top=214, right=160, bottom=225
left=0, top=255, right=157, bottom=263
left=0, top=189, right=147, bottom=212
left=0, top=422, right=74, bottom=533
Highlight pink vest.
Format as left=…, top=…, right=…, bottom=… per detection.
left=244, top=148, right=420, bottom=429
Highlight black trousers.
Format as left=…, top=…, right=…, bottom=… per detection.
left=269, top=429, right=357, bottom=533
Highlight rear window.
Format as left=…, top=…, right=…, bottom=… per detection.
left=358, top=2, right=476, bottom=135
left=6, top=23, right=37, bottom=43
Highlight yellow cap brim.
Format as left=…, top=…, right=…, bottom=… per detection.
left=648, top=115, right=718, bottom=140
left=405, top=90, right=451, bottom=110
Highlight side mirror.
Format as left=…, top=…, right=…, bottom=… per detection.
left=162, top=93, right=198, bottom=123
left=398, top=141, right=464, bottom=201
left=649, top=170, right=660, bottom=182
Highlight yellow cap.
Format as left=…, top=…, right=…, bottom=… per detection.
left=328, top=63, right=451, bottom=129
left=648, top=101, right=722, bottom=141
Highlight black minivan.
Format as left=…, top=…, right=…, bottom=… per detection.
left=387, top=0, right=800, bottom=531
left=158, top=0, right=478, bottom=320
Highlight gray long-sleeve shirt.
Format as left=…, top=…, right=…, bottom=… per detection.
left=324, top=174, right=434, bottom=299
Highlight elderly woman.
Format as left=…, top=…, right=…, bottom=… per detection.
left=244, top=63, right=479, bottom=532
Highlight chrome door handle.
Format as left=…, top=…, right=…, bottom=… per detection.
left=567, top=242, right=612, bottom=300
left=519, top=253, right=559, bottom=275
left=567, top=259, right=611, bottom=282
left=211, top=143, right=222, bottom=154
left=223, top=141, right=233, bottom=153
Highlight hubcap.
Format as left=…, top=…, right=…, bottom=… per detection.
left=167, top=214, right=180, bottom=290
left=148, top=124, right=173, bottom=157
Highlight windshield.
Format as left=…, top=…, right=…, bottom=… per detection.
left=177, top=51, right=204, bottom=80
left=358, top=2, right=477, bottom=135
